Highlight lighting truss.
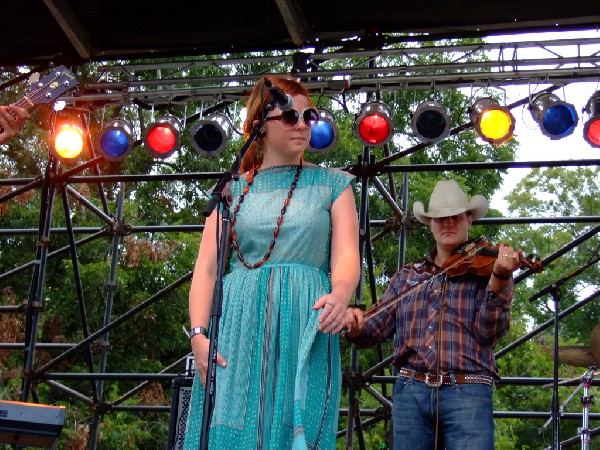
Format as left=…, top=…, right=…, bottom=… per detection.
left=58, top=36, right=600, bottom=107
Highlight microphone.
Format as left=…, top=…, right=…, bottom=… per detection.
left=263, top=78, right=294, bottom=111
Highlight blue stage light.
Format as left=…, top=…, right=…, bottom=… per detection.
left=309, top=109, right=338, bottom=153
left=97, top=119, right=134, bottom=161
left=530, top=92, right=578, bottom=139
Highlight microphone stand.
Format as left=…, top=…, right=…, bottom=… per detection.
left=550, top=286, right=561, bottom=450
left=529, top=262, right=598, bottom=450
left=580, top=365, right=596, bottom=450
left=198, top=101, right=273, bottom=450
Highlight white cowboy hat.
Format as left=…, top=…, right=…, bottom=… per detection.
left=412, top=179, right=489, bottom=225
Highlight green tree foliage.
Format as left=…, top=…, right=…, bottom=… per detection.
left=490, top=166, right=600, bottom=449
left=503, top=167, right=599, bottom=340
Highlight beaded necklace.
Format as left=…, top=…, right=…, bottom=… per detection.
left=231, top=158, right=303, bottom=269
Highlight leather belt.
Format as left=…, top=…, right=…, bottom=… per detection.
left=398, top=368, right=494, bottom=387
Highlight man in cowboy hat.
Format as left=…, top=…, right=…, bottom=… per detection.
left=345, top=179, right=522, bottom=450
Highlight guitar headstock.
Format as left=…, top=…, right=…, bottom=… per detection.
left=25, top=65, right=78, bottom=106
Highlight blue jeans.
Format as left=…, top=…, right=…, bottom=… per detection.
left=392, top=375, right=494, bottom=450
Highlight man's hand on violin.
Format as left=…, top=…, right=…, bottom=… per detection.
left=343, top=308, right=365, bottom=339
left=492, top=244, right=523, bottom=280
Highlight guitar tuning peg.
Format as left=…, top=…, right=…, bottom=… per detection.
left=29, top=72, right=40, bottom=84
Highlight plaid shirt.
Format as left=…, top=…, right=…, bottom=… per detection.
left=350, top=247, right=513, bottom=377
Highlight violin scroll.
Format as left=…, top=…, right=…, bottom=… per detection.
left=522, top=254, right=543, bottom=273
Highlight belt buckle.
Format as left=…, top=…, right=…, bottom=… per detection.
left=424, top=372, right=442, bottom=387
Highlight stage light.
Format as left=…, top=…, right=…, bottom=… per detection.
left=529, top=92, right=578, bottom=140
left=411, top=100, right=451, bottom=143
left=469, top=97, right=515, bottom=146
left=353, top=101, right=393, bottom=147
left=583, top=91, right=600, bottom=148
left=96, top=119, right=135, bottom=161
left=190, top=113, right=231, bottom=157
left=50, top=111, right=86, bottom=161
left=308, top=109, right=339, bottom=153
left=143, top=115, right=181, bottom=159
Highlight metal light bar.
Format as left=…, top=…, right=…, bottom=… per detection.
left=54, top=36, right=600, bottom=106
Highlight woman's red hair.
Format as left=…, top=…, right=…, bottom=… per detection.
left=240, top=76, right=310, bottom=173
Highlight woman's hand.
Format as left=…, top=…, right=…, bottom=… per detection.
left=191, top=335, right=227, bottom=386
left=313, top=293, right=348, bottom=334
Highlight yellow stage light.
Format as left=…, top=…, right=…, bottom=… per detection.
left=50, top=111, right=87, bottom=161
left=469, top=97, right=515, bottom=146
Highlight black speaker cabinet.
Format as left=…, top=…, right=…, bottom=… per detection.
left=165, top=376, right=193, bottom=450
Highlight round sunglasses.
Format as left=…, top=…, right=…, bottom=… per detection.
left=264, top=108, right=319, bottom=129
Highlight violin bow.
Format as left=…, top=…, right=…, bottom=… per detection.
left=360, top=238, right=542, bottom=322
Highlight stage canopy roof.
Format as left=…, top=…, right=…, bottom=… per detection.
left=2, top=1, right=600, bottom=66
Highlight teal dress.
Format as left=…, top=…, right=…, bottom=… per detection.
left=183, top=164, right=354, bottom=450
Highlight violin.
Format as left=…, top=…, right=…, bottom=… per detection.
left=441, top=236, right=543, bottom=278
left=355, top=236, right=543, bottom=323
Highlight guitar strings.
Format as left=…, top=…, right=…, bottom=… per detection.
left=24, top=72, right=68, bottom=107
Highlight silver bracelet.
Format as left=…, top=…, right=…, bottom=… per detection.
left=189, top=326, right=208, bottom=339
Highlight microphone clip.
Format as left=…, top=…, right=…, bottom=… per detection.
left=263, top=78, right=294, bottom=111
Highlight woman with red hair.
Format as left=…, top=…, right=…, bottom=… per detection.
left=184, top=76, right=360, bottom=449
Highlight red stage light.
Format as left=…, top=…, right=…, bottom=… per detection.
left=143, top=115, right=181, bottom=159
left=583, top=91, right=600, bottom=148
left=359, top=115, right=390, bottom=144
left=585, top=119, right=600, bottom=147
left=148, top=126, right=175, bottom=152
left=353, top=101, right=393, bottom=147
